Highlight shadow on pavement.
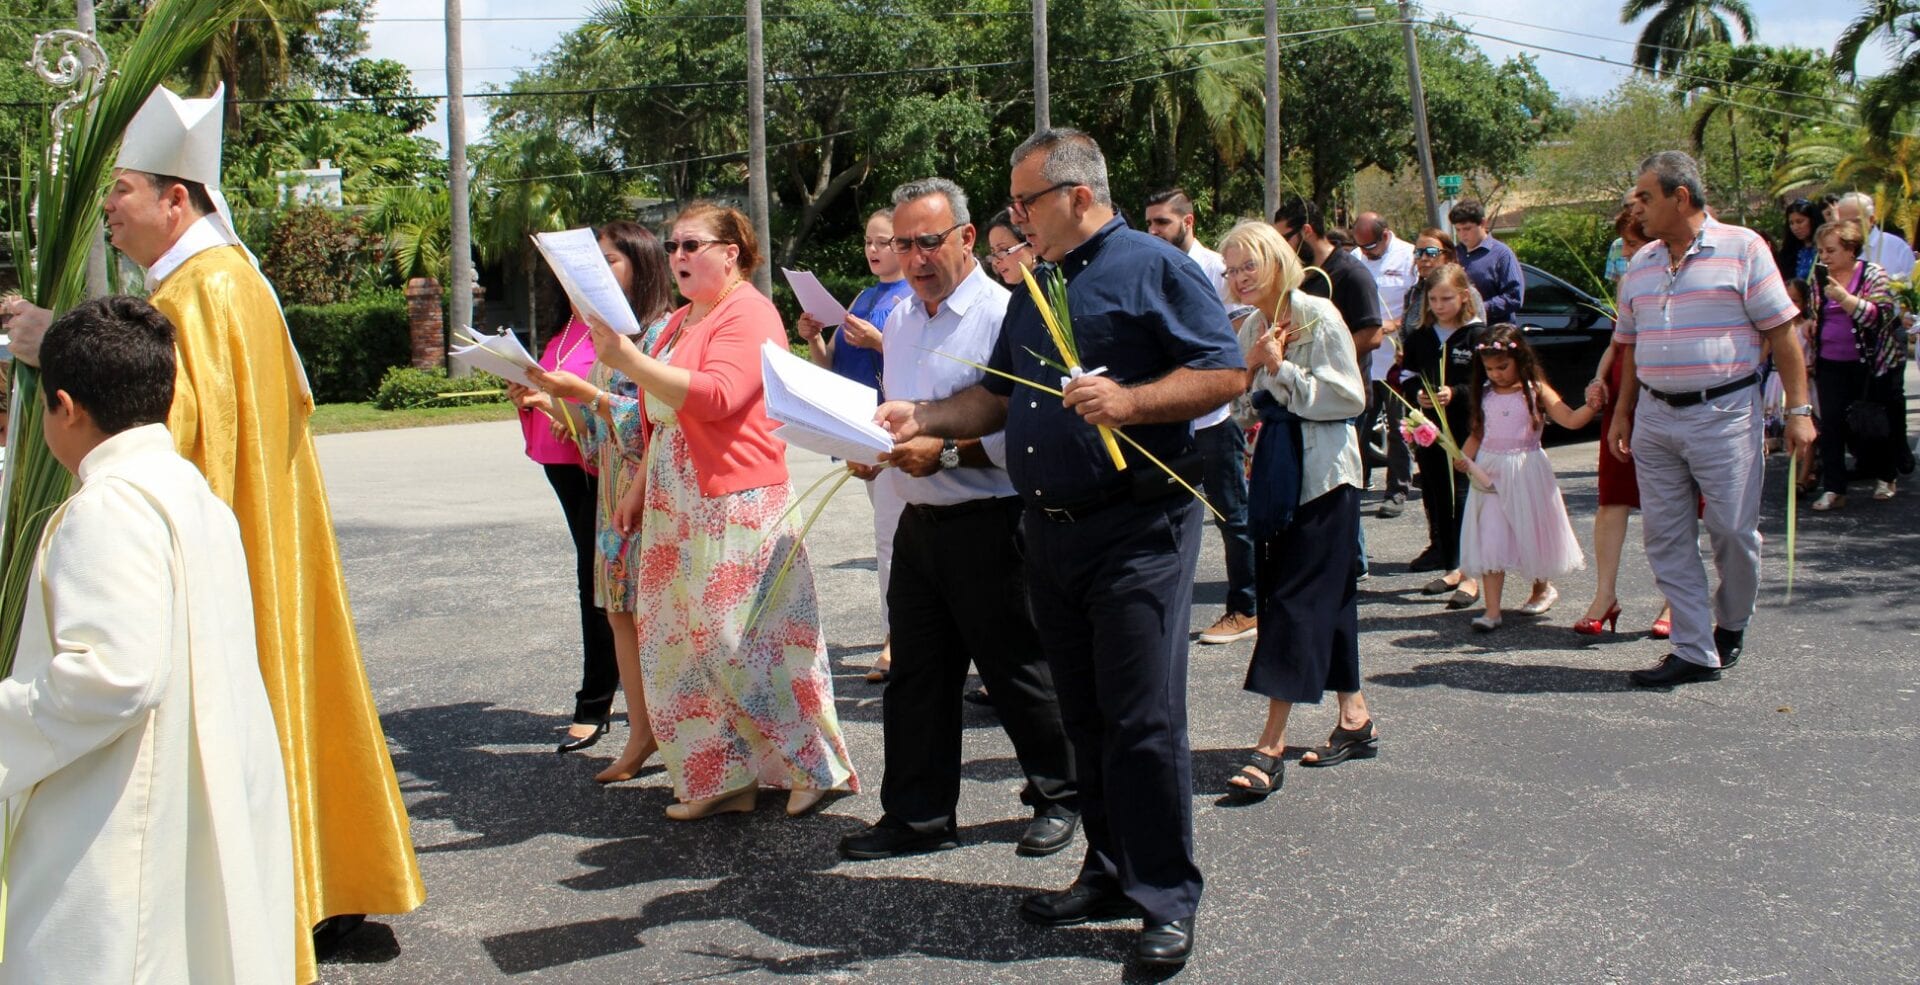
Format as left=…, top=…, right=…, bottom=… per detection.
left=1367, top=658, right=1636, bottom=694
left=480, top=871, right=1133, bottom=976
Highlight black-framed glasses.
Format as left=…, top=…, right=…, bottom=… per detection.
left=1414, top=246, right=1445, bottom=258
left=663, top=238, right=723, bottom=255
left=1006, top=181, right=1075, bottom=219
left=888, top=222, right=966, bottom=255
left=988, top=240, right=1030, bottom=262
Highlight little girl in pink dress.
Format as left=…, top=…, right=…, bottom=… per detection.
left=1457, top=326, right=1604, bottom=630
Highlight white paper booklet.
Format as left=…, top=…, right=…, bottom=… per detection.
left=780, top=268, right=850, bottom=328
left=449, top=327, right=542, bottom=387
left=760, top=340, right=894, bottom=465
left=534, top=228, right=643, bottom=335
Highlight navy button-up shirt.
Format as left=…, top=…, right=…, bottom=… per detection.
left=984, top=216, right=1243, bottom=503
left=1456, top=235, right=1525, bottom=325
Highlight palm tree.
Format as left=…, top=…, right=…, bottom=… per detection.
left=1136, top=0, right=1268, bottom=188
left=1619, top=0, right=1757, bottom=77
left=366, top=185, right=451, bottom=285
left=1835, top=0, right=1917, bottom=78
left=1775, top=123, right=1920, bottom=238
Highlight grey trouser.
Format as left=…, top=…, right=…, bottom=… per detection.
left=1632, top=386, right=1764, bottom=668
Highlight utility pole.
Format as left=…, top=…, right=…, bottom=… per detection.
left=1263, top=0, right=1279, bottom=219
left=78, top=0, right=108, bottom=297
left=746, top=0, right=772, bottom=296
left=1400, top=0, right=1442, bottom=229
left=1032, top=0, right=1049, bottom=132
left=446, top=0, right=473, bottom=349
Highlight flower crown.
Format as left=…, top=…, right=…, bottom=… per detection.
left=1474, top=340, right=1520, bottom=352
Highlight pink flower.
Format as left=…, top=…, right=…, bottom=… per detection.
left=1411, top=422, right=1440, bottom=447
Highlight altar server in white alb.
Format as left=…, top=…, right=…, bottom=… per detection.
left=0, top=296, right=294, bottom=984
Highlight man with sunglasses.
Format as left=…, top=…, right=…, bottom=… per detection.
left=875, top=130, right=1243, bottom=968
left=838, top=177, right=1080, bottom=866
left=1146, top=188, right=1257, bottom=646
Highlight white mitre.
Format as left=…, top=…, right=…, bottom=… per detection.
left=114, top=82, right=246, bottom=252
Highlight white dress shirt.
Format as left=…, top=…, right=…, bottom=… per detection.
left=878, top=261, right=1017, bottom=506
left=1357, top=233, right=1418, bottom=321
left=1187, top=240, right=1237, bottom=429
left=1866, top=228, right=1916, bottom=280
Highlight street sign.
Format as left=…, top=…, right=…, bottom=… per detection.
left=1437, top=174, right=1463, bottom=196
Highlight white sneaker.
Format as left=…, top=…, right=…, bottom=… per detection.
left=1874, top=480, right=1896, bottom=501
left=1811, top=491, right=1843, bottom=511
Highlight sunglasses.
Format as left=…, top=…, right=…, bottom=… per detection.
left=663, top=238, right=724, bottom=255
left=887, top=222, right=966, bottom=255
left=1414, top=246, right=1446, bottom=258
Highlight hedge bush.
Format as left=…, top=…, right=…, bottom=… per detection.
left=373, top=366, right=510, bottom=410
left=1504, top=209, right=1616, bottom=300
left=284, top=290, right=413, bottom=402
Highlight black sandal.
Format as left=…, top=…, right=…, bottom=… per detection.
left=1301, top=721, right=1378, bottom=767
left=1225, top=750, right=1284, bottom=798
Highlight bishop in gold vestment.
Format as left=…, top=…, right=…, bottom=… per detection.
left=152, top=218, right=425, bottom=983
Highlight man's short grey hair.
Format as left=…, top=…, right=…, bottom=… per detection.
left=1638, top=151, right=1707, bottom=210
left=1010, top=128, right=1113, bottom=208
left=1838, top=191, right=1877, bottom=218
left=891, top=177, right=970, bottom=226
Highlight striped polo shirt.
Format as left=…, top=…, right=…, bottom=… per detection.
left=1614, top=218, right=1798, bottom=393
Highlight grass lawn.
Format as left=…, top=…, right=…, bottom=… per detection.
left=310, top=401, right=519, bottom=435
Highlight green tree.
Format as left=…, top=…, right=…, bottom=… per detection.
left=1618, top=0, right=1756, bottom=77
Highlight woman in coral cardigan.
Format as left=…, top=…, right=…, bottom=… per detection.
left=579, top=202, right=857, bottom=821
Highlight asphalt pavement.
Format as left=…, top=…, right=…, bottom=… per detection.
left=314, top=384, right=1919, bottom=984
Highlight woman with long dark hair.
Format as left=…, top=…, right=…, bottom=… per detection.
left=1777, top=199, right=1823, bottom=282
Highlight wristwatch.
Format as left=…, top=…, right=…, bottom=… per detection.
left=1785, top=404, right=1814, bottom=417
left=939, top=439, right=961, bottom=470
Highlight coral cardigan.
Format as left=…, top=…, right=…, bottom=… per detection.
left=656, top=284, right=790, bottom=496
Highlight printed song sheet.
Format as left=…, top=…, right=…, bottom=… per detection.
left=449, top=327, right=542, bottom=387
left=534, top=228, right=643, bottom=335
left=780, top=268, right=850, bottom=328
left=760, top=341, right=893, bottom=465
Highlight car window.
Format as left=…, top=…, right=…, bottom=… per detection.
left=1522, top=274, right=1583, bottom=315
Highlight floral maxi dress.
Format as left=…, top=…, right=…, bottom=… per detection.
left=581, top=316, right=667, bottom=611
left=633, top=390, right=859, bottom=801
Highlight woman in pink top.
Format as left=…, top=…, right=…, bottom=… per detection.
left=506, top=303, right=618, bottom=754
left=585, top=202, right=857, bottom=821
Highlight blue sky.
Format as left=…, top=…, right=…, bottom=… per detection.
left=364, top=0, right=1894, bottom=151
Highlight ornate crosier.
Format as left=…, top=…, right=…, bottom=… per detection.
left=25, top=29, right=112, bottom=177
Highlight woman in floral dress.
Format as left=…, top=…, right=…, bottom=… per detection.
left=529, top=220, right=674, bottom=782
left=586, top=203, right=857, bottom=820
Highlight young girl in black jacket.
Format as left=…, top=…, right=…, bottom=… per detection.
left=1398, top=263, right=1487, bottom=607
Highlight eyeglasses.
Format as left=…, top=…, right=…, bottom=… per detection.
left=1222, top=259, right=1259, bottom=279
left=663, top=238, right=723, bottom=255
left=887, top=222, right=966, bottom=255
left=1006, top=181, right=1075, bottom=219
left=1414, top=246, right=1445, bottom=258
left=988, top=240, right=1030, bottom=262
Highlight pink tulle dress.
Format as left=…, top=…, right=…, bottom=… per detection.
left=1459, top=386, right=1585, bottom=581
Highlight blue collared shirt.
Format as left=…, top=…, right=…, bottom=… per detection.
left=984, top=216, right=1243, bottom=503
left=1456, top=235, right=1525, bottom=325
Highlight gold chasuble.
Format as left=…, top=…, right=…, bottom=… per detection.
left=153, top=242, right=425, bottom=983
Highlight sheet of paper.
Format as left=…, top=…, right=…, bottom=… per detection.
left=781, top=268, right=850, bottom=328
left=449, top=327, right=541, bottom=388
left=534, top=228, right=643, bottom=336
left=760, top=341, right=893, bottom=464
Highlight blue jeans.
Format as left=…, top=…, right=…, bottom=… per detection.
left=1195, top=418, right=1257, bottom=616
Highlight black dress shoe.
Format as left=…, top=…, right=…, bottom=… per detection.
left=1406, top=548, right=1444, bottom=572
left=963, top=686, right=994, bottom=708
left=1136, top=917, right=1195, bottom=966
left=1629, top=653, right=1722, bottom=688
left=1015, top=814, right=1078, bottom=857
left=837, top=820, right=959, bottom=861
left=556, top=720, right=610, bottom=754
left=1713, top=626, right=1744, bottom=668
left=1019, top=881, right=1143, bottom=927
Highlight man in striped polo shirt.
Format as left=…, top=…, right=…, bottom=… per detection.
left=1607, top=151, right=1816, bottom=688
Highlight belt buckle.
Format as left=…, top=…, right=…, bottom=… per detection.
left=1041, top=505, right=1077, bottom=523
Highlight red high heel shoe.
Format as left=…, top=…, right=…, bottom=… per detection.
left=1649, top=616, right=1672, bottom=639
left=1573, top=604, right=1621, bottom=636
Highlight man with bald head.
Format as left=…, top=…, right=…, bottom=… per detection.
left=1351, top=211, right=1417, bottom=515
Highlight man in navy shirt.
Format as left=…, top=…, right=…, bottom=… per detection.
left=1449, top=200, right=1524, bottom=325
left=875, top=129, right=1243, bottom=968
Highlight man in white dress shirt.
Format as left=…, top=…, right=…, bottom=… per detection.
left=0, top=296, right=294, bottom=985
left=1834, top=191, right=1916, bottom=279
left=1146, top=188, right=1258, bottom=643
left=1352, top=212, right=1417, bottom=516
left=837, top=178, right=1079, bottom=862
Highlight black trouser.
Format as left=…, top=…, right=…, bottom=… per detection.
left=1413, top=442, right=1468, bottom=568
left=1815, top=359, right=1876, bottom=494
left=543, top=463, right=618, bottom=723
left=1021, top=497, right=1204, bottom=926
left=882, top=498, right=1077, bottom=834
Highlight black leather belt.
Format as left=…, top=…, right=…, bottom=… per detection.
left=1032, top=483, right=1135, bottom=523
left=1639, top=371, right=1760, bottom=408
left=906, top=496, right=1021, bottom=522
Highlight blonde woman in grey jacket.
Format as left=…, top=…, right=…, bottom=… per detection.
left=1217, top=220, right=1377, bottom=800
